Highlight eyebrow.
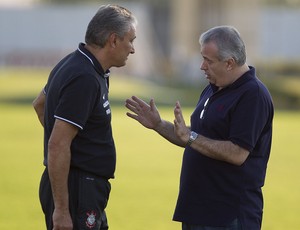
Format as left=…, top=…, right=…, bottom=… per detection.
left=202, top=56, right=213, bottom=62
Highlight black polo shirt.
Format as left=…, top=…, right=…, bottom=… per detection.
left=43, top=43, right=116, bottom=179
left=173, top=67, right=274, bottom=228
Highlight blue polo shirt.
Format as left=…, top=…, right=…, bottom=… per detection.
left=173, top=67, right=273, bottom=229
left=43, top=43, right=116, bottom=179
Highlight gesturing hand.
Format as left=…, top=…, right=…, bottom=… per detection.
left=174, top=101, right=190, bottom=144
left=125, top=96, right=162, bottom=130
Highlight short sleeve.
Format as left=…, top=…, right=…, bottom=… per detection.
left=229, top=88, right=271, bottom=152
left=54, top=75, right=99, bottom=129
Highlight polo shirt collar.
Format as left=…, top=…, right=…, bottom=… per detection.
left=229, top=66, right=255, bottom=89
left=77, top=43, right=110, bottom=78
left=210, top=66, right=256, bottom=92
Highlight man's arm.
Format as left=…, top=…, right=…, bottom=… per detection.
left=173, top=101, right=249, bottom=166
left=125, top=96, right=187, bottom=147
left=32, top=90, right=46, bottom=127
left=48, top=119, right=78, bottom=230
left=154, top=119, right=188, bottom=147
left=189, top=136, right=249, bottom=166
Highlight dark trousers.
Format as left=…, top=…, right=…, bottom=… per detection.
left=182, top=218, right=242, bottom=230
left=39, top=168, right=111, bottom=230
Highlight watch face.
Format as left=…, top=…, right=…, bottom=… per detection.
left=187, top=131, right=198, bottom=146
left=191, top=131, right=198, bottom=140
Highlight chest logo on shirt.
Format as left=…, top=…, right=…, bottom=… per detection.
left=102, top=94, right=111, bottom=115
left=216, top=104, right=225, bottom=112
left=103, top=100, right=109, bottom=108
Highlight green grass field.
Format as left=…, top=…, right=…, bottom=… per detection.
left=0, top=69, right=299, bottom=229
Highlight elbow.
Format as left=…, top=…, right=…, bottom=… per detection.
left=32, top=98, right=37, bottom=110
left=230, top=150, right=249, bottom=166
left=231, top=159, right=245, bottom=166
left=33, top=91, right=46, bottom=111
left=32, top=98, right=40, bottom=113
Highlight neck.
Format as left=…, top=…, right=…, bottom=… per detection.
left=230, top=64, right=249, bottom=83
left=218, top=64, right=249, bottom=90
left=237, top=64, right=250, bottom=76
left=85, top=44, right=110, bottom=71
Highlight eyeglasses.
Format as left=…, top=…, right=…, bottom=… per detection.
left=200, top=98, right=210, bottom=119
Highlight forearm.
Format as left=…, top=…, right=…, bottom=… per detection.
left=46, top=119, right=77, bottom=229
left=189, top=134, right=249, bottom=166
left=154, top=120, right=187, bottom=147
left=48, top=141, right=71, bottom=210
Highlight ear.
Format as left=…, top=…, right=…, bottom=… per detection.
left=108, top=33, right=118, bottom=48
left=226, top=58, right=235, bottom=71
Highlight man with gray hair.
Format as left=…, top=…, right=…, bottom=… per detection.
left=33, top=5, right=137, bottom=230
left=125, top=26, right=273, bottom=230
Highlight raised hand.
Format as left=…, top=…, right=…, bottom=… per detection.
left=174, top=101, right=189, bottom=144
left=125, top=96, right=162, bottom=130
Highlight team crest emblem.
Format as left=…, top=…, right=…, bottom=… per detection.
left=86, top=211, right=97, bottom=229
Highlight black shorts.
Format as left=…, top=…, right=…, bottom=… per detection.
left=39, top=167, right=111, bottom=230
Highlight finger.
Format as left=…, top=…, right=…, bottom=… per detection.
left=149, top=98, right=156, bottom=111
left=174, top=101, right=185, bottom=124
left=176, top=100, right=181, bottom=108
left=174, top=111, right=182, bottom=123
left=125, top=98, right=139, bottom=108
left=126, top=112, right=139, bottom=120
left=174, top=103, right=182, bottom=122
left=173, top=101, right=181, bottom=112
left=132, top=96, right=149, bottom=108
left=125, top=101, right=137, bottom=113
left=174, top=119, right=178, bottom=127
left=126, top=98, right=143, bottom=114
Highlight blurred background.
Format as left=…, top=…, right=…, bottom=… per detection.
left=1, top=0, right=300, bottom=109
left=0, top=1, right=300, bottom=230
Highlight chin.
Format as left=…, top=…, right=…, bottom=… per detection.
left=114, top=62, right=126, bottom=68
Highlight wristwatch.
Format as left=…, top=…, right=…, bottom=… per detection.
left=187, top=131, right=198, bottom=146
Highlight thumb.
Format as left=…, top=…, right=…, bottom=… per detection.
left=149, top=98, right=156, bottom=111
left=174, top=101, right=182, bottom=114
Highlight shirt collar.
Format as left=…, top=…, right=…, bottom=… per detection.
left=229, top=66, right=255, bottom=89
left=210, top=66, right=256, bottom=92
left=77, top=43, right=110, bottom=78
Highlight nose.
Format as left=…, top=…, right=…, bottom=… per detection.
left=130, top=45, right=135, bottom=54
left=200, top=60, right=206, bottom=70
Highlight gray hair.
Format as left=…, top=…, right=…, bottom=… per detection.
left=199, top=26, right=246, bottom=66
left=85, top=4, right=138, bottom=48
